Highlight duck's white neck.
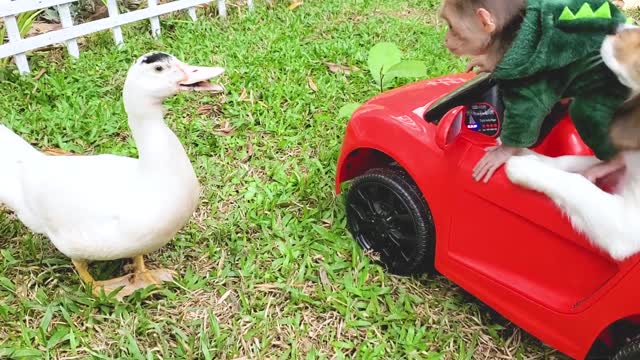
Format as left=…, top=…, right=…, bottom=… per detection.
left=122, top=93, right=192, bottom=174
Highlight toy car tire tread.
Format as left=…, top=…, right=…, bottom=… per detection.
left=345, top=167, right=436, bottom=276
left=612, top=336, right=640, bottom=360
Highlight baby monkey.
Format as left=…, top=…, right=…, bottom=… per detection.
left=440, top=0, right=630, bottom=183
left=441, top=0, right=524, bottom=74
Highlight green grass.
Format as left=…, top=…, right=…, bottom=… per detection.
left=0, top=1, right=566, bottom=358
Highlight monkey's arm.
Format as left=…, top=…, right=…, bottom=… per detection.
left=498, top=78, right=562, bottom=148
left=471, top=78, right=561, bottom=183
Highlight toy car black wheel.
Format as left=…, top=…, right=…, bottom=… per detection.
left=345, top=167, right=436, bottom=276
left=613, top=336, right=640, bottom=360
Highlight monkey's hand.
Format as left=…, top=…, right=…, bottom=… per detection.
left=473, top=145, right=521, bottom=183
left=465, top=55, right=493, bottom=74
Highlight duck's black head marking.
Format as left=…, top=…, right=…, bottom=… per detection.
left=141, top=52, right=171, bottom=64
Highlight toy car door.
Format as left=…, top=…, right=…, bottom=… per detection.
left=441, top=102, right=619, bottom=313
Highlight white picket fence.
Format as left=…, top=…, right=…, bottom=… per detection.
left=0, top=0, right=252, bottom=74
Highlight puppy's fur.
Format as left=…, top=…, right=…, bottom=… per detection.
left=505, top=24, right=640, bottom=261
left=606, top=26, right=640, bottom=150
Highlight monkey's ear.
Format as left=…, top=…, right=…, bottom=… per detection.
left=476, top=8, right=497, bottom=34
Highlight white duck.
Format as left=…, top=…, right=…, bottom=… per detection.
left=0, top=52, right=225, bottom=299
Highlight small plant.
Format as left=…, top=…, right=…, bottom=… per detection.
left=0, top=9, right=44, bottom=66
left=0, top=10, right=44, bottom=43
left=338, top=42, right=428, bottom=119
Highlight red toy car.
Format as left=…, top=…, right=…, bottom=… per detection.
left=335, top=73, right=640, bottom=360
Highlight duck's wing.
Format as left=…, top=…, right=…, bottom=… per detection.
left=15, top=154, right=145, bottom=242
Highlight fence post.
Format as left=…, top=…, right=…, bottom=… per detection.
left=148, top=0, right=161, bottom=37
left=56, top=3, right=80, bottom=58
left=0, top=0, right=248, bottom=73
left=3, top=15, right=29, bottom=74
left=106, top=0, right=124, bottom=46
left=217, top=0, right=226, bottom=17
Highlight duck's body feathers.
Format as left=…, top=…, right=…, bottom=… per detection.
left=0, top=126, right=199, bottom=261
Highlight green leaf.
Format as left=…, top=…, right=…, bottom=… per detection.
left=201, top=339, right=212, bottom=360
left=69, top=328, right=78, bottom=351
left=126, top=334, right=144, bottom=359
left=367, top=42, right=402, bottom=86
left=385, top=60, right=427, bottom=79
left=332, top=341, right=355, bottom=349
left=338, top=103, right=361, bottom=119
left=347, top=320, right=372, bottom=327
left=1, top=348, right=42, bottom=358
left=381, top=74, right=396, bottom=89
left=40, top=305, right=54, bottom=333
left=0, top=276, right=15, bottom=292
left=1, top=249, right=16, bottom=264
left=46, top=326, right=69, bottom=349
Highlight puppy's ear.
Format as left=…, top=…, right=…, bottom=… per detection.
left=610, top=95, right=640, bottom=150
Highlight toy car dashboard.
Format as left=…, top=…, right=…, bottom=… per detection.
left=424, top=73, right=504, bottom=138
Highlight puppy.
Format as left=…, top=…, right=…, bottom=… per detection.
left=604, top=25, right=640, bottom=150
left=504, top=24, right=640, bottom=261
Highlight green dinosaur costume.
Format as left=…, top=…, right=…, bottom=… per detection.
left=493, top=0, right=632, bottom=159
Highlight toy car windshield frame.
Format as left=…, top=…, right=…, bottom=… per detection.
left=423, top=72, right=571, bottom=147
left=424, top=73, right=496, bottom=123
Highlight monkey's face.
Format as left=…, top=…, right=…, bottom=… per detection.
left=443, top=21, right=490, bottom=56
left=440, top=6, right=494, bottom=56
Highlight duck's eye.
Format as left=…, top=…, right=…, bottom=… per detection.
left=154, top=66, right=164, bottom=72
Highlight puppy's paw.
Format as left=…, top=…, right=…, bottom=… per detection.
left=604, top=239, right=640, bottom=262
left=505, top=155, right=548, bottom=189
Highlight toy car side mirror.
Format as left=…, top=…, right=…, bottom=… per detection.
left=435, top=106, right=464, bottom=150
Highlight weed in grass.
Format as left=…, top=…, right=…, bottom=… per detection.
left=338, top=41, right=430, bottom=118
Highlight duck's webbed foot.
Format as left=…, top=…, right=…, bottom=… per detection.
left=132, top=255, right=175, bottom=285
left=71, top=257, right=175, bottom=301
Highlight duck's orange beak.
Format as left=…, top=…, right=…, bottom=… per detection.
left=177, top=62, right=225, bottom=92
